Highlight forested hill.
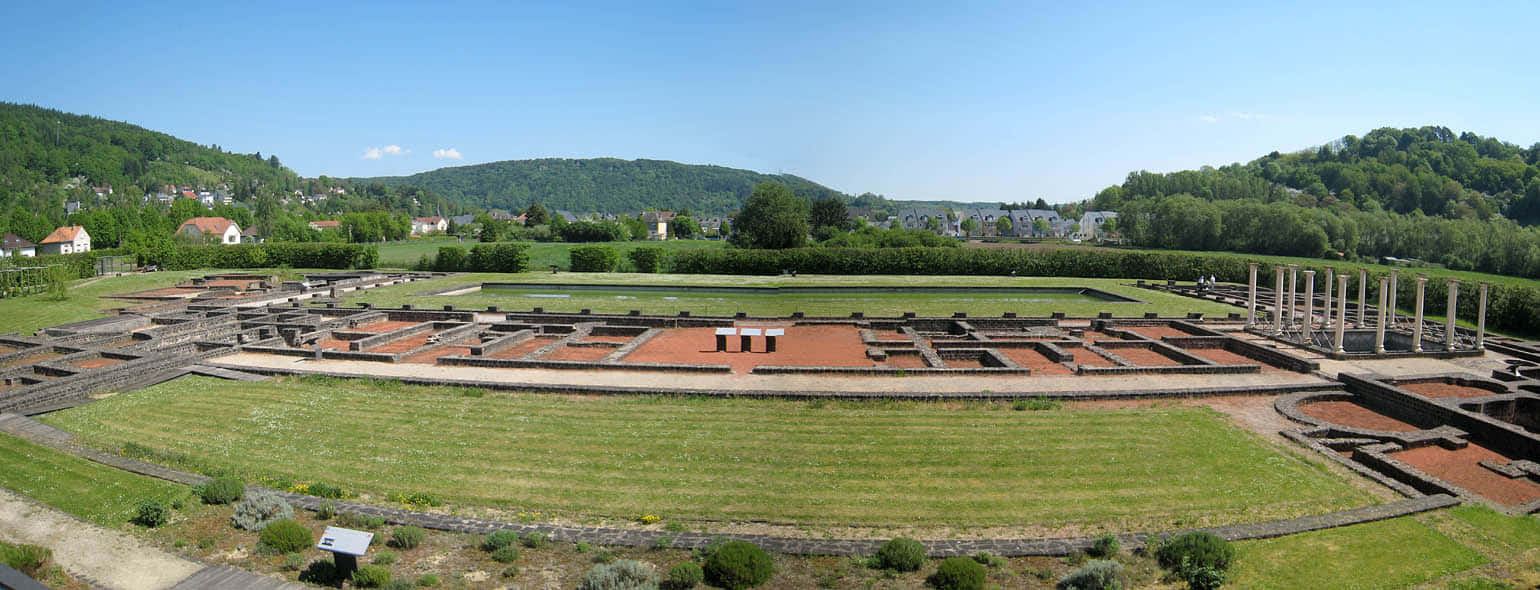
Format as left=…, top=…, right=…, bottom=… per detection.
left=0, top=102, right=303, bottom=206
left=1089, top=126, right=1540, bottom=277
left=353, top=158, right=847, bottom=215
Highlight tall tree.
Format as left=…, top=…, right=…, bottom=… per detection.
left=731, top=182, right=809, bottom=249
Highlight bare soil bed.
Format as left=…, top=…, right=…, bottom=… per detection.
left=1392, top=443, right=1540, bottom=506
left=544, top=346, right=615, bottom=362
left=1299, top=401, right=1422, bottom=432
left=620, top=325, right=871, bottom=374
left=70, top=357, right=125, bottom=369
left=1109, top=347, right=1183, bottom=367
left=1400, top=382, right=1502, bottom=399
left=1187, top=347, right=1280, bottom=371
left=999, top=348, right=1074, bottom=375
left=403, top=345, right=473, bottom=364
left=487, top=337, right=557, bottom=359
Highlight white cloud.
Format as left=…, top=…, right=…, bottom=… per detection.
left=1198, top=115, right=1220, bottom=124
left=361, top=145, right=410, bottom=160
left=433, top=148, right=463, bottom=160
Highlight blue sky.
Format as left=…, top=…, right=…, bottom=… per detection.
left=3, top=1, right=1537, bottom=203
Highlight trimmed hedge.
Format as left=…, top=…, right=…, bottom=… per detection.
left=628, top=247, right=664, bottom=273
left=570, top=245, right=619, bottom=272
left=468, top=242, right=530, bottom=273
left=143, top=243, right=377, bottom=270
left=671, top=246, right=1540, bottom=337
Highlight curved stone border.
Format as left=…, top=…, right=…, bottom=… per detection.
left=0, top=412, right=1458, bottom=557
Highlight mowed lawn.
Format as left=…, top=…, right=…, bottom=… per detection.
left=345, top=272, right=1240, bottom=318
left=0, top=433, right=186, bottom=527
left=1229, top=516, right=1486, bottom=589
left=45, top=376, right=1368, bottom=530
left=0, top=270, right=225, bottom=336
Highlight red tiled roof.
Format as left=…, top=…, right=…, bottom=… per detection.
left=181, top=191, right=198, bottom=199
left=309, top=220, right=341, bottom=228
left=178, top=217, right=236, bottom=235
left=41, top=226, right=85, bottom=244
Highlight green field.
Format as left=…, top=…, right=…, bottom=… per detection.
left=345, top=272, right=1239, bottom=318
left=1229, top=516, right=1486, bottom=589
left=0, top=270, right=232, bottom=336
left=376, top=238, right=725, bottom=269
left=0, top=433, right=186, bottom=527
left=43, top=376, right=1369, bottom=531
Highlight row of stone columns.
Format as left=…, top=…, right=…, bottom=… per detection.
left=1243, top=262, right=1488, bottom=353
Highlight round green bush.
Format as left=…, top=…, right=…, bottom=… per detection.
left=258, top=519, right=312, bottom=554
left=198, top=476, right=244, bottom=505
left=351, top=564, right=392, bottom=588
left=389, top=526, right=425, bottom=549
left=491, top=545, right=520, bottom=563
left=482, top=529, right=519, bottom=551
left=703, top=541, right=774, bottom=589
left=665, top=561, right=704, bottom=589
left=875, top=537, right=926, bottom=572
left=1056, top=559, right=1123, bottom=590
left=1089, top=533, right=1120, bottom=558
left=132, top=499, right=170, bottom=528
left=521, top=530, right=549, bottom=549
left=416, top=573, right=441, bottom=586
left=1154, top=532, right=1236, bottom=574
left=927, top=556, right=986, bottom=590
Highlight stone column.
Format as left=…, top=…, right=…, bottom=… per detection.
left=1335, top=274, right=1348, bottom=354
left=1375, top=277, right=1388, bottom=354
left=1302, top=270, right=1316, bottom=336
left=1357, top=269, right=1368, bottom=328
left=1477, top=282, right=1489, bottom=351
left=1246, top=263, right=1259, bottom=327
left=1287, top=265, right=1299, bottom=329
left=1273, top=266, right=1285, bottom=335
left=1446, top=280, right=1459, bottom=352
left=1388, top=269, right=1399, bottom=328
left=1323, top=268, right=1334, bottom=327
left=1412, top=276, right=1427, bottom=353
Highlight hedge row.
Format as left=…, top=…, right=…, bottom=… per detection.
left=670, top=247, right=1540, bottom=337
left=146, top=243, right=379, bottom=271
left=30, top=248, right=131, bottom=279
left=429, top=243, right=531, bottom=273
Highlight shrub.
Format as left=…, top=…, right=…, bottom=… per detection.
left=971, top=552, right=1007, bottom=568
left=466, top=242, right=530, bottom=272
left=308, top=482, right=345, bottom=499
left=1180, top=563, right=1226, bottom=590
left=482, top=529, right=520, bottom=552
left=579, top=559, right=658, bottom=590
left=502, top=565, right=520, bottom=578
left=874, top=537, right=926, bottom=572
left=628, top=247, right=664, bottom=273
left=1089, top=534, right=1120, bottom=558
left=521, top=530, right=549, bottom=549
left=352, top=564, right=392, bottom=588
left=259, top=519, right=312, bottom=554
left=336, top=511, right=385, bottom=530
left=927, top=556, right=987, bottom=590
left=664, top=562, right=704, bottom=589
left=1056, top=560, right=1124, bottom=590
left=385, top=491, right=442, bottom=507
left=491, top=545, right=521, bottom=563
left=416, top=573, right=441, bottom=586
left=231, top=490, right=293, bottom=530
left=433, top=246, right=468, bottom=272
left=1154, top=532, right=1236, bottom=576
left=560, top=221, right=630, bottom=243
left=373, top=550, right=397, bottom=565
left=703, top=541, right=774, bottom=589
left=576, top=542, right=595, bottom=553
left=389, top=526, right=425, bottom=549
left=0, top=542, right=51, bottom=576
left=281, top=552, right=305, bottom=571
left=133, top=499, right=170, bottom=528
left=316, top=500, right=337, bottom=520
left=570, top=245, right=620, bottom=272
left=197, top=476, right=244, bottom=504
left=594, top=550, right=619, bottom=564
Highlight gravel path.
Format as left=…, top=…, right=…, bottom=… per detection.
left=0, top=488, right=202, bottom=590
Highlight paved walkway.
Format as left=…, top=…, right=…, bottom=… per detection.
left=209, top=352, right=1333, bottom=398
left=0, top=488, right=200, bottom=590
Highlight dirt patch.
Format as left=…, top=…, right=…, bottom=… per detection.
left=1400, top=382, right=1502, bottom=399
left=942, top=356, right=987, bottom=369
left=1068, top=348, right=1116, bottom=367
left=882, top=354, right=928, bottom=368
left=353, top=320, right=423, bottom=333
left=583, top=334, right=636, bottom=344
left=999, top=348, right=1073, bottom=375
left=620, top=325, right=872, bottom=374
left=1125, top=326, right=1192, bottom=339
left=544, top=346, right=615, bottom=362
left=1299, top=401, right=1422, bottom=432
left=402, top=346, right=473, bottom=364
left=1109, top=346, right=1183, bottom=367
left=1392, top=443, right=1540, bottom=506
left=313, top=337, right=353, bottom=351
left=3, top=352, right=60, bottom=367
left=0, top=345, right=14, bottom=354
left=487, top=337, right=556, bottom=359
left=369, top=334, right=434, bottom=354
left=1080, top=331, right=1120, bottom=343
left=70, top=357, right=125, bottom=370
left=1186, top=348, right=1280, bottom=372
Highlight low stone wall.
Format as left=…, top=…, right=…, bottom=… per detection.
left=438, top=355, right=732, bottom=373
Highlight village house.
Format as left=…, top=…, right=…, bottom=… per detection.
left=308, top=220, right=341, bottom=231
left=1077, top=211, right=1118, bottom=240
left=411, top=216, right=447, bottom=235
left=960, top=208, right=1009, bottom=237
left=177, top=217, right=242, bottom=245
left=1, top=233, right=37, bottom=258
left=240, top=226, right=264, bottom=244
left=642, top=211, right=676, bottom=240
left=38, top=226, right=91, bottom=255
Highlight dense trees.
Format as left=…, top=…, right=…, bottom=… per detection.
left=730, top=182, right=810, bottom=249
left=355, top=158, right=844, bottom=216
